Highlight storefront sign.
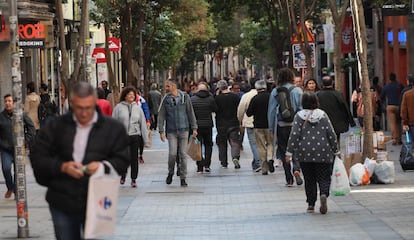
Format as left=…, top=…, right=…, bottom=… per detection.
left=18, top=23, right=45, bottom=48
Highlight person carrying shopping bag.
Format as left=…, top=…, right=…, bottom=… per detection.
left=286, top=92, right=340, bottom=214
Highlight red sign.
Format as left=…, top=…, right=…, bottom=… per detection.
left=108, top=37, right=120, bottom=52
left=92, top=48, right=106, bottom=63
left=292, top=24, right=315, bottom=43
left=341, top=16, right=355, bottom=54
left=19, top=23, right=45, bottom=39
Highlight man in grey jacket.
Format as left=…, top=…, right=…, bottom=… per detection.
left=158, top=79, right=198, bottom=187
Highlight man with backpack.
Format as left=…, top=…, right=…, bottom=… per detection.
left=268, top=68, right=303, bottom=187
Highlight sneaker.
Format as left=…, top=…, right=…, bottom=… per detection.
left=307, top=205, right=315, bottom=213
left=254, top=166, right=262, bottom=173
left=268, top=160, right=275, bottom=173
left=262, top=172, right=268, bottom=175
left=294, top=171, right=303, bottom=185
left=196, top=169, right=203, bottom=174
left=233, top=159, right=241, bottom=169
left=139, top=157, right=144, bottom=164
left=166, top=174, right=173, bottom=185
left=204, top=167, right=211, bottom=173
left=320, top=194, right=328, bottom=214
left=120, top=178, right=126, bottom=185
left=180, top=179, right=188, bottom=187
left=131, top=180, right=137, bottom=188
left=285, top=180, right=294, bottom=187
left=221, top=163, right=228, bottom=169
left=4, top=190, right=13, bottom=199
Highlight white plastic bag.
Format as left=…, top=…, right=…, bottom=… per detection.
left=364, top=158, right=377, bottom=177
left=349, top=163, right=370, bottom=186
left=330, top=157, right=351, bottom=196
left=84, top=162, right=119, bottom=239
left=374, top=161, right=395, bottom=184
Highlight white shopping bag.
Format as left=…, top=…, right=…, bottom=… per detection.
left=330, top=157, right=351, bottom=196
left=84, top=162, right=119, bottom=239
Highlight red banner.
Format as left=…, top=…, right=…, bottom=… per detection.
left=341, top=16, right=355, bottom=54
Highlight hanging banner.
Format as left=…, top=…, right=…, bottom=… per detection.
left=323, top=24, right=334, bottom=53
left=341, top=16, right=355, bottom=54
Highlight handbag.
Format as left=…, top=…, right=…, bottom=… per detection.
left=330, top=156, right=351, bottom=196
left=84, top=162, right=119, bottom=239
left=186, top=137, right=202, bottom=161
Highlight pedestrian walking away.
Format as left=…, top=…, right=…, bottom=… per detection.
left=317, top=75, right=356, bottom=144
left=268, top=68, right=303, bottom=186
left=24, top=82, right=41, bottom=131
left=0, top=94, right=35, bottom=199
left=30, top=82, right=130, bottom=240
left=237, top=78, right=261, bottom=171
left=215, top=80, right=242, bottom=169
left=286, top=92, right=340, bottom=214
left=381, top=72, right=404, bottom=145
left=158, top=79, right=198, bottom=187
left=246, top=80, right=273, bottom=175
left=148, top=83, right=162, bottom=147
left=113, top=86, right=149, bottom=188
left=191, top=82, right=217, bottom=173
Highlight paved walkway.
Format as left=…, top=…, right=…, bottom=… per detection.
left=1, top=130, right=414, bottom=239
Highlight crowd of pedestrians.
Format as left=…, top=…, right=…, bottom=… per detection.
left=1, top=68, right=414, bottom=238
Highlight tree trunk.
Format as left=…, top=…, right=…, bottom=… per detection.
left=333, top=28, right=343, bottom=93
left=70, top=0, right=88, bottom=83
left=350, top=0, right=374, bottom=159
left=327, top=0, right=350, bottom=94
left=55, top=0, right=69, bottom=88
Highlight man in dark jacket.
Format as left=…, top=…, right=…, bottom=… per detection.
left=0, top=94, right=35, bottom=199
left=30, top=82, right=130, bottom=240
left=215, top=80, right=242, bottom=169
left=191, top=83, right=218, bottom=173
left=317, top=76, right=356, bottom=143
left=246, top=80, right=273, bottom=175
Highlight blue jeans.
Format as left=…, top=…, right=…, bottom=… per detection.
left=49, top=207, right=84, bottom=240
left=167, top=131, right=188, bottom=179
left=1, top=151, right=15, bottom=192
left=246, top=128, right=260, bottom=169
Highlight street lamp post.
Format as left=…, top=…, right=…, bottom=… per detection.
left=9, top=0, right=30, bottom=237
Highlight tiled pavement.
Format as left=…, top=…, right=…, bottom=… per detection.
left=1, top=130, right=414, bottom=239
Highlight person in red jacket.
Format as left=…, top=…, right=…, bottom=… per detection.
left=96, top=88, right=112, bottom=116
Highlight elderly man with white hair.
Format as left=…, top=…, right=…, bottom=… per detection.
left=190, top=82, right=218, bottom=173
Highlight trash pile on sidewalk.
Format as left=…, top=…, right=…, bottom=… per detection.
left=342, top=130, right=395, bottom=186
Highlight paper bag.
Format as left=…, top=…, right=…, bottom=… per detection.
left=84, top=162, right=119, bottom=239
left=186, top=137, right=202, bottom=161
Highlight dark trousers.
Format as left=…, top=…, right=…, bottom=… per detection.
left=49, top=207, right=84, bottom=240
left=300, top=162, right=333, bottom=206
left=196, top=127, right=213, bottom=170
left=150, top=114, right=158, bottom=130
left=217, top=126, right=241, bottom=167
left=121, top=135, right=142, bottom=180
left=277, top=125, right=300, bottom=183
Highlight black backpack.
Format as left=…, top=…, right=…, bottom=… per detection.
left=276, top=86, right=296, bottom=122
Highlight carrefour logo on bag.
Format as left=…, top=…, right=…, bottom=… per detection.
left=98, top=196, right=112, bottom=210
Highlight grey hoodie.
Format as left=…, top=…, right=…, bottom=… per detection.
left=112, top=101, right=148, bottom=143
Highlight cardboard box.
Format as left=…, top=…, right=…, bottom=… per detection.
left=375, top=151, right=389, bottom=161
left=344, top=152, right=363, bottom=176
